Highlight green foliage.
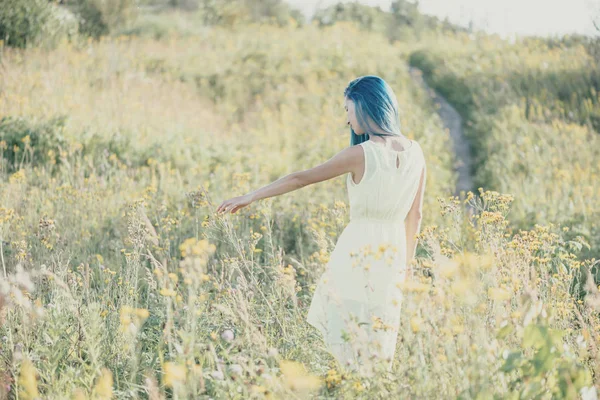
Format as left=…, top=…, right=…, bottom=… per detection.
left=197, top=0, right=302, bottom=28
left=498, top=318, right=592, bottom=399
left=388, top=1, right=469, bottom=42
left=408, top=38, right=600, bottom=262
left=312, top=2, right=390, bottom=35
left=67, top=0, right=138, bottom=38
left=0, top=115, right=68, bottom=172
left=1, top=12, right=598, bottom=398
left=0, top=0, right=78, bottom=48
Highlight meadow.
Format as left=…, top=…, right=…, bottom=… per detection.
left=0, top=8, right=599, bottom=399
left=408, top=33, right=600, bottom=263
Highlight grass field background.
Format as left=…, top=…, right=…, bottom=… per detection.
left=0, top=4, right=599, bottom=398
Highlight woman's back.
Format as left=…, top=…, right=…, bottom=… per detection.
left=347, top=139, right=426, bottom=223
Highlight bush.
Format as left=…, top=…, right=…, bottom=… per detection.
left=197, top=0, right=302, bottom=28
left=68, top=0, right=138, bottom=38
left=0, top=0, right=78, bottom=48
left=0, top=115, right=69, bottom=172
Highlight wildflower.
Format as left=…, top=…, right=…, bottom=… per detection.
left=179, top=238, right=216, bottom=258
left=488, top=287, right=511, bottom=301
left=18, top=359, right=39, bottom=399
left=279, top=360, right=322, bottom=392
left=438, top=256, right=459, bottom=278
left=9, top=170, right=25, bottom=184
left=221, top=329, right=235, bottom=342
left=93, top=368, right=113, bottom=399
left=251, top=385, right=268, bottom=394
left=160, top=288, right=176, bottom=297
left=352, top=380, right=365, bottom=392
left=325, top=368, right=342, bottom=389
left=163, top=362, right=186, bottom=387
left=410, top=317, right=423, bottom=333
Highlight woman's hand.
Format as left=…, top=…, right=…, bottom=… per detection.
left=216, top=194, right=254, bottom=215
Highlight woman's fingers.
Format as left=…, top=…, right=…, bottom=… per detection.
left=217, top=197, right=248, bottom=214
left=217, top=200, right=233, bottom=214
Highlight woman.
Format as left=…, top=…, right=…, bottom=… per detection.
left=217, top=75, right=426, bottom=376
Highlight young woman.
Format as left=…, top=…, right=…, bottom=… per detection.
left=216, top=75, right=427, bottom=376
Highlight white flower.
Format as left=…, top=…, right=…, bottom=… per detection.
left=229, top=364, right=243, bottom=375
left=221, top=329, right=234, bottom=342
left=210, top=370, right=224, bottom=380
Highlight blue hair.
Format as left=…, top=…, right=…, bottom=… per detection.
left=343, top=76, right=402, bottom=146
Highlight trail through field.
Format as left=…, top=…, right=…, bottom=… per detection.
left=409, top=66, right=475, bottom=206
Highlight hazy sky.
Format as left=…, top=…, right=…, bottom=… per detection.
left=285, top=0, right=599, bottom=38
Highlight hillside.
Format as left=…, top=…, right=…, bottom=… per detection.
left=0, top=2, right=598, bottom=398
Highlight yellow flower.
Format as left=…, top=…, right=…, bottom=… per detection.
left=160, top=288, right=177, bottom=297
left=163, top=362, right=186, bottom=387
left=179, top=238, right=216, bottom=258
left=352, top=380, right=365, bottom=392
left=410, top=317, right=423, bottom=333
left=18, top=359, right=39, bottom=400
left=93, top=368, right=113, bottom=399
left=438, top=256, right=459, bottom=278
left=279, top=360, right=322, bottom=392
left=71, top=388, right=87, bottom=400
left=251, top=385, right=268, bottom=394
left=325, top=368, right=342, bottom=388
left=488, top=287, right=511, bottom=301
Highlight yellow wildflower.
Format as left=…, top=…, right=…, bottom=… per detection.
left=279, top=360, right=322, bottom=392
left=163, top=362, right=186, bottom=387
left=93, top=368, right=113, bottom=399
left=18, top=359, right=39, bottom=400
left=488, top=287, right=511, bottom=301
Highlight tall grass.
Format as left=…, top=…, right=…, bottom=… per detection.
left=0, top=19, right=597, bottom=398
left=409, top=32, right=600, bottom=265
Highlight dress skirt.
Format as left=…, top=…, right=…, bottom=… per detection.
left=306, top=218, right=408, bottom=374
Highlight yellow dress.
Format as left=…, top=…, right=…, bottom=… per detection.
left=306, top=139, right=426, bottom=374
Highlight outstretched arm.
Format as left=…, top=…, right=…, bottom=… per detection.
left=216, top=145, right=361, bottom=214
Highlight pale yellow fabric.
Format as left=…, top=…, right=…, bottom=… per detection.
left=306, top=139, right=426, bottom=375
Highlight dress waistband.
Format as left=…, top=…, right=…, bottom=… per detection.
left=350, top=216, right=404, bottom=224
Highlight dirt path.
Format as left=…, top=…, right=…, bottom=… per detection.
left=408, top=66, right=475, bottom=200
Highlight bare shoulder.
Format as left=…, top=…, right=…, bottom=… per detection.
left=332, top=143, right=365, bottom=162
left=345, top=143, right=367, bottom=166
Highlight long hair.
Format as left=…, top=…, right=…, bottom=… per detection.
left=343, top=76, right=402, bottom=146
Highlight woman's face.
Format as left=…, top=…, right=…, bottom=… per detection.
left=345, top=98, right=365, bottom=135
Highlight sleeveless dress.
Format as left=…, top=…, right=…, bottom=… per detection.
left=306, top=138, right=426, bottom=375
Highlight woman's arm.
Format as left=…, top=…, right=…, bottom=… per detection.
left=404, top=164, right=426, bottom=277
left=216, top=145, right=362, bottom=214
